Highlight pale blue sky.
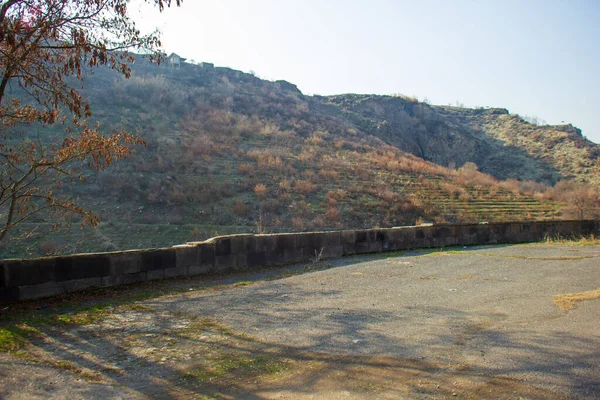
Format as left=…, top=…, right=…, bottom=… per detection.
left=134, top=0, right=600, bottom=143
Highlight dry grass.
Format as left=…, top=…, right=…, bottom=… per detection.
left=553, top=288, right=600, bottom=311
left=543, top=233, right=600, bottom=246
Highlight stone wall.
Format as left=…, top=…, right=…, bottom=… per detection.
left=1, top=220, right=598, bottom=302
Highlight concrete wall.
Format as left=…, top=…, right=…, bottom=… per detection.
left=1, top=220, right=598, bottom=302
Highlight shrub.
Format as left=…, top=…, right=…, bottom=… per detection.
left=232, top=200, right=248, bottom=216
left=254, top=183, right=269, bottom=198
left=325, top=207, right=341, bottom=223
left=294, top=179, right=316, bottom=195
left=238, top=163, right=254, bottom=175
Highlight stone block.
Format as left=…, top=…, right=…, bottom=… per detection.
left=324, top=231, right=342, bottom=247
left=141, top=249, right=176, bottom=271
left=222, top=234, right=256, bottom=254
left=256, top=235, right=277, bottom=252
left=476, top=226, right=490, bottom=244
left=199, top=243, right=215, bottom=270
left=3, top=258, right=56, bottom=287
left=188, top=264, right=210, bottom=276
left=55, top=254, right=110, bottom=282
left=146, top=269, right=165, bottom=281
left=368, top=241, right=383, bottom=253
left=276, top=234, right=298, bottom=250
left=164, top=265, right=188, bottom=279
left=387, top=228, right=415, bottom=250
left=341, top=230, right=356, bottom=245
left=246, top=251, right=267, bottom=267
left=356, top=242, right=369, bottom=254
left=215, top=238, right=231, bottom=256
left=323, top=245, right=343, bottom=259
left=102, top=272, right=147, bottom=287
left=265, top=247, right=286, bottom=265
left=215, top=254, right=236, bottom=272
left=0, top=286, right=19, bottom=302
left=355, top=230, right=369, bottom=243
left=296, top=233, right=321, bottom=249
left=19, top=277, right=102, bottom=301
left=343, top=242, right=356, bottom=255
left=284, top=247, right=304, bottom=264
left=0, top=262, right=6, bottom=287
left=109, top=252, right=143, bottom=275
left=175, top=245, right=200, bottom=269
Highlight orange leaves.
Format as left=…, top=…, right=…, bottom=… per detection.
left=254, top=183, right=268, bottom=198
left=293, top=179, right=316, bottom=196
left=55, top=129, right=144, bottom=170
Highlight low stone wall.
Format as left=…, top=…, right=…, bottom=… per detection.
left=1, top=220, right=598, bottom=302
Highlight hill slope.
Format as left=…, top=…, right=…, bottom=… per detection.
left=1, top=58, right=596, bottom=258
left=318, top=94, right=599, bottom=184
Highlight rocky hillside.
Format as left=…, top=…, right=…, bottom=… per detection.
left=318, top=94, right=599, bottom=184
left=1, top=56, right=597, bottom=258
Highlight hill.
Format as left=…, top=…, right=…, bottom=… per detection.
left=318, top=94, right=599, bottom=184
left=1, top=56, right=597, bottom=258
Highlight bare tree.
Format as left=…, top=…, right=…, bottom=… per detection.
left=0, top=0, right=181, bottom=241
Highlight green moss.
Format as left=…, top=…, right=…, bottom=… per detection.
left=181, top=353, right=286, bottom=383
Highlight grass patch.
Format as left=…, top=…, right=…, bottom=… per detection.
left=53, top=360, right=103, bottom=381
left=49, top=304, right=113, bottom=326
left=553, top=288, right=600, bottom=311
left=181, top=353, right=287, bottom=383
left=0, top=326, right=29, bottom=352
left=233, top=280, right=254, bottom=287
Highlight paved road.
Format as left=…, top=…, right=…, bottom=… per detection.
left=150, top=244, right=600, bottom=398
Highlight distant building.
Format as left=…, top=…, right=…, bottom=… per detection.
left=199, top=62, right=214, bottom=69
left=167, top=53, right=186, bottom=68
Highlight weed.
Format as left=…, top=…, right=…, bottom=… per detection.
left=543, top=233, right=600, bottom=246
left=310, top=247, right=324, bottom=263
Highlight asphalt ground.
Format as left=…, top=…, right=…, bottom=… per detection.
left=1, top=243, right=599, bottom=399
left=149, top=244, right=600, bottom=398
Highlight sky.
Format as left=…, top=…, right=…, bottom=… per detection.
left=132, top=0, right=600, bottom=143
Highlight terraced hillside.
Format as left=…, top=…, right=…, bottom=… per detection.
left=1, top=57, right=593, bottom=258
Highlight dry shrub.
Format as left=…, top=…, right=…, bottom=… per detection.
left=238, top=163, right=254, bottom=175
left=294, top=179, right=316, bottom=195
left=290, top=200, right=311, bottom=215
left=311, top=216, right=326, bottom=229
left=441, top=182, right=461, bottom=199
left=325, top=207, right=341, bottom=223
left=261, top=199, right=281, bottom=213
left=458, top=192, right=472, bottom=201
left=318, top=169, right=339, bottom=181
left=298, top=149, right=316, bottom=163
left=377, top=188, right=397, bottom=203
left=323, top=192, right=338, bottom=208
left=291, top=216, right=305, bottom=231
left=254, top=183, right=269, bottom=198
left=279, top=179, right=292, bottom=191
left=189, top=226, right=203, bottom=240
left=38, top=239, right=60, bottom=256
left=306, top=135, right=324, bottom=145
left=232, top=200, right=248, bottom=216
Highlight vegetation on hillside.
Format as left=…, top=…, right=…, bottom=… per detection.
left=1, top=58, right=598, bottom=258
